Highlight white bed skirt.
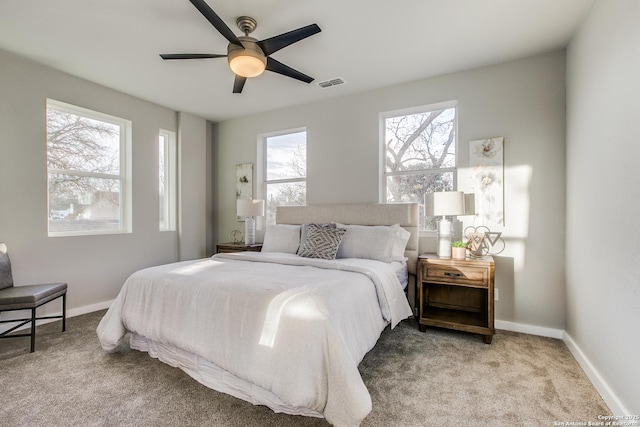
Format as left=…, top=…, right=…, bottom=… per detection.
left=129, top=333, right=324, bottom=419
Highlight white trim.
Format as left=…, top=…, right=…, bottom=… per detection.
left=47, top=99, right=126, bottom=125
left=176, top=112, right=183, bottom=261
left=380, top=99, right=459, bottom=120
left=159, top=129, right=177, bottom=232
left=46, top=98, right=133, bottom=236
left=563, top=332, right=635, bottom=419
left=495, top=319, right=564, bottom=339
left=1, top=299, right=114, bottom=333
left=66, top=299, right=113, bottom=318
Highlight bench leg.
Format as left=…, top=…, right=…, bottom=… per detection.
left=30, top=307, right=36, bottom=353
left=62, top=293, right=66, bottom=332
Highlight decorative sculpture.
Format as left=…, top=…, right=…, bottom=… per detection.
left=464, top=226, right=505, bottom=258
left=229, top=229, right=243, bottom=244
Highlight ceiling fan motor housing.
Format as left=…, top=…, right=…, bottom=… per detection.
left=236, top=16, right=257, bottom=35
left=228, top=36, right=267, bottom=78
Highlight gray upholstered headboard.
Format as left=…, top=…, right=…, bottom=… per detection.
left=276, top=203, right=420, bottom=275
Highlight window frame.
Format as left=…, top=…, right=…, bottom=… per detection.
left=159, top=129, right=177, bottom=232
left=380, top=101, right=458, bottom=233
left=46, top=99, right=132, bottom=237
left=257, top=128, right=307, bottom=226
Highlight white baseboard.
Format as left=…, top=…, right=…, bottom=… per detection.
left=563, top=332, right=636, bottom=420
left=495, top=319, right=564, bottom=339
left=66, top=299, right=113, bottom=318
left=0, top=299, right=113, bottom=333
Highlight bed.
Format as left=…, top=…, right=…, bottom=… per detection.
left=97, top=203, right=418, bottom=427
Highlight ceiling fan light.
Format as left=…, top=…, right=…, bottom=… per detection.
left=228, top=38, right=266, bottom=78
left=229, top=55, right=266, bottom=77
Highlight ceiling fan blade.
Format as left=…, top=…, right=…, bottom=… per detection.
left=189, top=0, right=244, bottom=48
left=265, top=57, right=313, bottom=84
left=233, top=75, right=247, bottom=93
left=160, top=53, right=227, bottom=60
left=257, top=24, right=321, bottom=56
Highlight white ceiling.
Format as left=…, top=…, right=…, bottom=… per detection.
left=0, top=0, right=594, bottom=122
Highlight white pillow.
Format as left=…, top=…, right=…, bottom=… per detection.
left=261, top=224, right=301, bottom=254
left=391, top=226, right=411, bottom=262
left=334, top=223, right=399, bottom=262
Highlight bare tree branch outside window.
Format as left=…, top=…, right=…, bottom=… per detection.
left=46, top=102, right=128, bottom=234
left=384, top=106, right=456, bottom=230
left=264, top=132, right=306, bottom=224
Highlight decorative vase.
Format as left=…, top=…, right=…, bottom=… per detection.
left=451, top=247, right=466, bottom=260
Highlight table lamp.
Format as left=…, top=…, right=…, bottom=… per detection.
left=425, top=191, right=466, bottom=258
left=236, top=199, right=265, bottom=245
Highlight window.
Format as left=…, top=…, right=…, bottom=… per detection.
left=159, top=129, right=177, bottom=231
left=261, top=130, right=307, bottom=224
left=46, top=99, right=132, bottom=236
left=382, top=102, right=457, bottom=230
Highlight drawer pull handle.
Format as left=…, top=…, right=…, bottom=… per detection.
left=444, top=272, right=463, bottom=277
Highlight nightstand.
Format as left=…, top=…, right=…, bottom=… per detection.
left=216, top=243, right=263, bottom=254
left=417, top=254, right=495, bottom=344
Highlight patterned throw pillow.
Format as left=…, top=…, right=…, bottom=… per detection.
left=298, top=225, right=346, bottom=260
left=296, top=223, right=336, bottom=255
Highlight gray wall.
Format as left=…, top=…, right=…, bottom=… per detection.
left=215, top=51, right=567, bottom=330
left=566, top=0, right=640, bottom=414
left=0, top=50, right=210, bottom=316
left=177, top=111, right=209, bottom=261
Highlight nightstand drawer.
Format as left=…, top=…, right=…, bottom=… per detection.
left=421, top=264, right=489, bottom=287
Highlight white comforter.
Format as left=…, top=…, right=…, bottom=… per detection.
left=97, top=252, right=413, bottom=427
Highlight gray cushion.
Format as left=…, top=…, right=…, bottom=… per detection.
left=298, top=225, right=346, bottom=260
left=0, top=247, right=13, bottom=290
left=0, top=283, right=67, bottom=311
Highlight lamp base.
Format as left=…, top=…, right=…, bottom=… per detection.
left=244, top=216, right=255, bottom=245
left=437, top=218, right=452, bottom=258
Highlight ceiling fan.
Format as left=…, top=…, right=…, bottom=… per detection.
left=160, top=0, right=321, bottom=94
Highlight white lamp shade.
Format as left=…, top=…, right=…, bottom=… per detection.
left=425, top=191, right=465, bottom=217
left=237, top=199, right=265, bottom=217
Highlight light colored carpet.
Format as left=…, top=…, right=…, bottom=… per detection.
left=0, top=310, right=609, bottom=426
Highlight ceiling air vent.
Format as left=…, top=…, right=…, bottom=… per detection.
left=317, top=77, right=346, bottom=88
